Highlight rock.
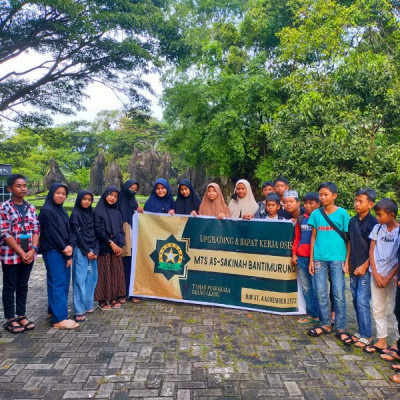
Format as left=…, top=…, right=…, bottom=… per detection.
left=43, top=159, right=69, bottom=189
left=89, top=151, right=105, bottom=194
left=69, top=181, right=80, bottom=193
left=177, top=166, right=211, bottom=197
left=104, top=162, right=122, bottom=189
left=128, top=148, right=177, bottom=195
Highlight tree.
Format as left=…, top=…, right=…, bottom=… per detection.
left=271, top=0, right=400, bottom=206
left=163, top=0, right=400, bottom=205
left=162, top=0, right=294, bottom=182
left=0, top=0, right=174, bottom=125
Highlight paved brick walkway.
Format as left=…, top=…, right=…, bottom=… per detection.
left=0, top=259, right=399, bottom=399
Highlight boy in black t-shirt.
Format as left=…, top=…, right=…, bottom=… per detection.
left=344, top=188, right=377, bottom=347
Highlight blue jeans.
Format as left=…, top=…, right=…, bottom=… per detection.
left=350, top=271, right=372, bottom=338
left=42, top=250, right=70, bottom=324
left=72, top=248, right=98, bottom=315
left=297, top=256, right=319, bottom=318
left=312, top=260, right=346, bottom=329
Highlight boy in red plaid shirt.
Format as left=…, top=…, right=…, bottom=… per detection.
left=0, top=174, right=39, bottom=334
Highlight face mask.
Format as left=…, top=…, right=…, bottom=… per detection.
left=129, top=189, right=136, bottom=195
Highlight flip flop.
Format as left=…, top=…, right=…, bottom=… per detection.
left=392, top=365, right=400, bottom=371
left=381, top=346, right=398, bottom=354
left=53, top=319, right=80, bottom=330
left=389, top=374, right=400, bottom=384
left=110, top=300, right=121, bottom=309
left=298, top=316, right=319, bottom=325
left=380, top=350, right=400, bottom=362
left=75, top=314, right=87, bottom=323
left=363, top=345, right=386, bottom=354
left=308, top=326, right=331, bottom=337
left=98, top=301, right=112, bottom=310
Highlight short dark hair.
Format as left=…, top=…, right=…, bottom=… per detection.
left=266, top=193, right=280, bottom=205
left=261, top=181, right=274, bottom=189
left=303, top=192, right=320, bottom=203
left=7, top=174, right=27, bottom=187
left=355, top=188, right=376, bottom=203
left=274, top=176, right=289, bottom=186
left=374, top=198, right=398, bottom=217
left=318, top=182, right=338, bottom=194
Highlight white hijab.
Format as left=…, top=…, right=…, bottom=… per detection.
left=228, top=179, right=259, bottom=218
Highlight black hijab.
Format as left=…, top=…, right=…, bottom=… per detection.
left=41, top=182, right=70, bottom=239
left=144, top=178, right=175, bottom=213
left=175, top=179, right=201, bottom=215
left=118, top=179, right=139, bottom=224
left=94, top=186, right=123, bottom=237
left=70, top=190, right=95, bottom=243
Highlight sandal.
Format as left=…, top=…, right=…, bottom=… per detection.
left=308, top=326, right=331, bottom=337
left=380, top=350, right=400, bottom=362
left=363, top=344, right=386, bottom=354
left=391, top=365, right=400, bottom=371
left=381, top=346, right=398, bottom=354
left=98, top=301, right=112, bottom=310
left=110, top=300, right=121, bottom=309
left=75, top=314, right=87, bottom=323
left=3, top=318, right=25, bottom=334
left=354, top=337, right=372, bottom=348
left=132, top=297, right=141, bottom=303
left=16, top=316, right=35, bottom=331
left=389, top=374, right=400, bottom=384
left=335, top=331, right=354, bottom=346
left=298, top=316, right=319, bottom=325
left=53, top=319, right=79, bottom=330
left=117, top=297, right=126, bottom=304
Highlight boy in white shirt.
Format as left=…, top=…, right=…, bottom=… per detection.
left=364, top=198, right=400, bottom=354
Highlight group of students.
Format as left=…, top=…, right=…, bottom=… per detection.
left=1, top=174, right=400, bottom=383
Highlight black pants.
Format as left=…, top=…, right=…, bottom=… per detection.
left=2, top=261, right=34, bottom=319
left=122, top=256, right=132, bottom=297
left=395, top=285, right=400, bottom=349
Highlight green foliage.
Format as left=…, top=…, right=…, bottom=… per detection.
left=0, top=0, right=176, bottom=125
left=0, top=110, right=167, bottom=187
left=162, top=0, right=400, bottom=206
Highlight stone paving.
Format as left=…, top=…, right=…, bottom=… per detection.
left=0, top=259, right=399, bottom=399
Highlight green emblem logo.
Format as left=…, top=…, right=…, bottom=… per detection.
left=150, top=234, right=190, bottom=280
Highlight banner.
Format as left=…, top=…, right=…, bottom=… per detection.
left=130, top=213, right=306, bottom=314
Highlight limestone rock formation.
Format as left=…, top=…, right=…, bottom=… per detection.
left=89, top=152, right=105, bottom=194
left=68, top=181, right=80, bottom=193
left=104, top=162, right=122, bottom=189
left=177, top=166, right=210, bottom=197
left=43, top=159, right=69, bottom=189
left=128, top=148, right=177, bottom=195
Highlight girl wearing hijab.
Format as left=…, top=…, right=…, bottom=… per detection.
left=70, top=190, right=99, bottom=322
left=228, top=179, right=259, bottom=220
left=198, top=183, right=230, bottom=220
left=144, top=178, right=175, bottom=214
left=118, top=180, right=142, bottom=303
left=94, top=186, right=125, bottom=310
left=39, top=183, right=79, bottom=330
left=175, top=179, right=201, bottom=216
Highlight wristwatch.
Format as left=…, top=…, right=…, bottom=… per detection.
left=32, top=246, right=39, bottom=252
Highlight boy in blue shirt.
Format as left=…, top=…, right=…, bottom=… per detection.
left=307, top=182, right=350, bottom=339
